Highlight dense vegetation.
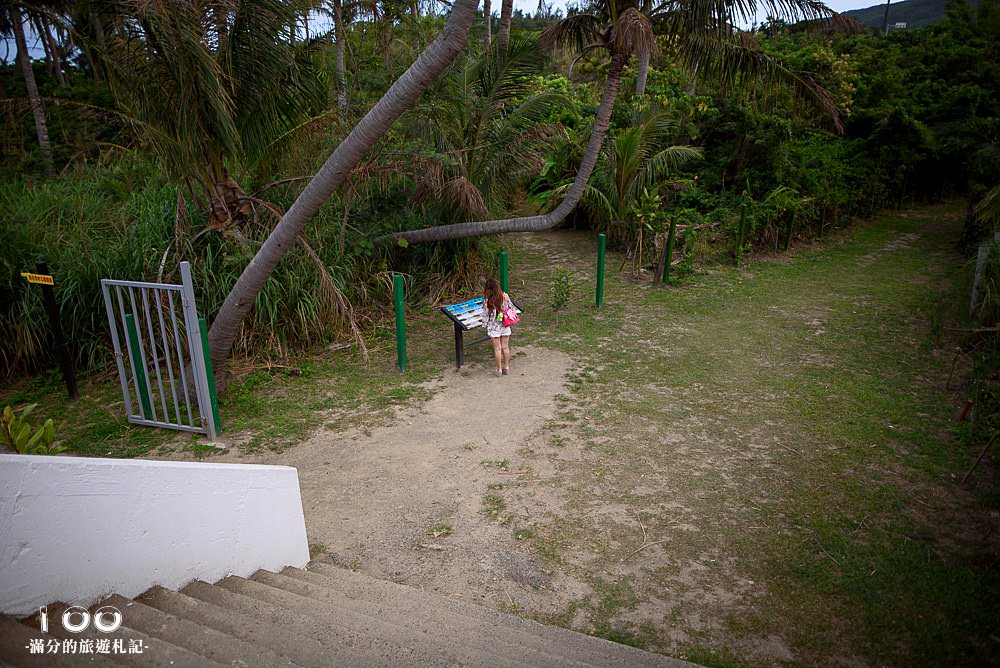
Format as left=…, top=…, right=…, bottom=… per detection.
left=1, top=0, right=997, bottom=441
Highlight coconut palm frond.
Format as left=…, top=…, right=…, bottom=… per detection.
left=99, top=1, right=239, bottom=182
left=541, top=12, right=606, bottom=52
left=682, top=31, right=843, bottom=133
left=974, top=183, right=1000, bottom=227
left=634, top=145, right=704, bottom=193
left=226, top=0, right=325, bottom=165
left=477, top=33, right=548, bottom=104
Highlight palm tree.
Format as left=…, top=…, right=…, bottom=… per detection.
left=407, top=34, right=572, bottom=223
left=4, top=2, right=55, bottom=176
left=205, top=0, right=481, bottom=387
left=572, top=112, right=702, bottom=252
left=378, top=0, right=856, bottom=246
left=92, top=0, right=323, bottom=231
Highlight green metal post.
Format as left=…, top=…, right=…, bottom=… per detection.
left=661, top=218, right=678, bottom=285
left=125, top=314, right=153, bottom=418
left=199, top=317, right=222, bottom=435
left=499, top=251, right=509, bottom=293
left=596, top=234, right=606, bottom=307
left=735, top=203, right=748, bottom=265
left=393, top=274, right=407, bottom=373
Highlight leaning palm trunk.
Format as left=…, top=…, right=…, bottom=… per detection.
left=12, top=6, right=54, bottom=177
left=206, top=0, right=480, bottom=389
left=376, top=52, right=626, bottom=245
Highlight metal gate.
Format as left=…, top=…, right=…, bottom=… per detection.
left=101, top=261, right=220, bottom=439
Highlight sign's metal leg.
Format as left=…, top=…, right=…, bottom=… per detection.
left=454, top=322, right=464, bottom=369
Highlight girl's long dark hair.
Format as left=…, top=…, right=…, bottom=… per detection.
left=484, top=278, right=504, bottom=314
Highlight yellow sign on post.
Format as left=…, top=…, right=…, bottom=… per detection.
left=21, top=272, right=54, bottom=285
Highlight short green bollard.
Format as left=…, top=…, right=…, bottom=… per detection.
left=596, top=233, right=606, bottom=307
left=393, top=274, right=407, bottom=373
left=499, top=251, right=509, bottom=293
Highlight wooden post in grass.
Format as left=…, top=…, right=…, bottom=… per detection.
left=596, top=234, right=606, bottom=307
left=499, top=251, right=509, bottom=293
left=783, top=212, right=795, bottom=252
left=22, top=262, right=77, bottom=401
left=661, top=218, right=678, bottom=286
left=393, top=273, right=407, bottom=373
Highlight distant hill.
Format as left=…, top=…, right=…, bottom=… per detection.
left=843, top=0, right=982, bottom=30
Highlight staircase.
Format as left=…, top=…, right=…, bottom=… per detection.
left=1, top=562, right=695, bottom=667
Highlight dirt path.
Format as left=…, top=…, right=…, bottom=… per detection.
left=199, top=345, right=580, bottom=607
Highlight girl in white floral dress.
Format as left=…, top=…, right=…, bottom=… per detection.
left=482, top=278, right=513, bottom=377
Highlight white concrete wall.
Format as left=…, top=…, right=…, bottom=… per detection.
left=0, top=454, right=310, bottom=617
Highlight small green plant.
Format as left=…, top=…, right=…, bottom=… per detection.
left=552, top=268, right=572, bottom=310
left=483, top=494, right=508, bottom=522
left=514, top=528, right=535, bottom=540
left=427, top=523, right=453, bottom=538
left=1, top=404, right=64, bottom=455
left=481, top=459, right=510, bottom=471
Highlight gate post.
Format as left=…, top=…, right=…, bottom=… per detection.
left=180, top=262, right=218, bottom=439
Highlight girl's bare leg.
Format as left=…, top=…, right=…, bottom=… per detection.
left=491, top=337, right=503, bottom=373
left=501, top=335, right=511, bottom=371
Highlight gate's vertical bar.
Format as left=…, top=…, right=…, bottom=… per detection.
left=199, top=317, right=221, bottom=435
left=499, top=251, right=509, bottom=293
left=101, top=282, right=134, bottom=419
left=393, top=273, right=407, bottom=373
left=167, top=291, right=195, bottom=428
left=125, top=314, right=153, bottom=418
left=116, top=286, right=142, bottom=419
left=180, top=262, right=215, bottom=438
left=141, top=287, right=169, bottom=420
left=596, top=233, right=606, bottom=307
left=127, top=287, right=157, bottom=422
left=154, top=288, right=182, bottom=424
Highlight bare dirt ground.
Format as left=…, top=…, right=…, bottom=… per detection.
left=185, top=345, right=586, bottom=611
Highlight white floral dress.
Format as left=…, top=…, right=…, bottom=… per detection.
left=482, top=292, right=513, bottom=338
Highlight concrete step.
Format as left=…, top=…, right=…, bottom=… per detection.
left=182, top=578, right=430, bottom=666
left=101, top=594, right=300, bottom=668
left=32, top=602, right=225, bottom=668
left=215, top=574, right=510, bottom=667
left=137, top=586, right=364, bottom=668
left=306, top=562, right=691, bottom=667
left=0, top=615, right=116, bottom=667
left=4, top=562, right=697, bottom=668
left=261, top=568, right=588, bottom=667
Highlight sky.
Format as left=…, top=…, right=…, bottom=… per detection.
left=3, top=0, right=889, bottom=64
left=517, top=0, right=888, bottom=15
